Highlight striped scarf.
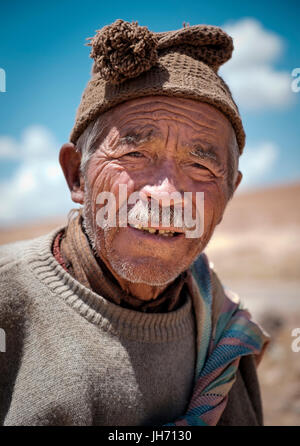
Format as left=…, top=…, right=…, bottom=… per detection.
left=166, top=253, right=270, bottom=426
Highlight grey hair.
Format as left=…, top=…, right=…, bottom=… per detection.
left=76, top=115, right=107, bottom=175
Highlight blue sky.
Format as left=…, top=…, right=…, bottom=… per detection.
left=0, top=0, right=299, bottom=224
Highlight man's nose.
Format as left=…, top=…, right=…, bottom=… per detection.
left=140, top=165, right=184, bottom=207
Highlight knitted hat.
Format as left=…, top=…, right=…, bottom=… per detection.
left=70, top=20, right=245, bottom=153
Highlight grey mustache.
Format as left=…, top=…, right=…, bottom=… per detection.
left=125, top=199, right=187, bottom=229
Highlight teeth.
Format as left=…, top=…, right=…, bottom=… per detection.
left=160, top=230, right=175, bottom=236
left=131, top=225, right=176, bottom=236
left=159, top=229, right=176, bottom=235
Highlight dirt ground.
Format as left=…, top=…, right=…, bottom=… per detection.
left=0, top=182, right=299, bottom=425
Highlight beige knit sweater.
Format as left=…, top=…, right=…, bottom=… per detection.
left=0, top=229, right=263, bottom=426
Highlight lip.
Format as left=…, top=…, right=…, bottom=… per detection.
left=126, top=225, right=186, bottom=242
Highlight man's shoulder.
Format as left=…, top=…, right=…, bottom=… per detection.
left=0, top=228, right=62, bottom=297
left=0, top=228, right=62, bottom=265
left=0, top=237, right=38, bottom=262
left=0, top=237, right=36, bottom=284
left=0, top=229, right=63, bottom=326
left=217, top=354, right=263, bottom=426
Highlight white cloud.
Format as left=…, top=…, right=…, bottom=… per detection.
left=0, top=136, right=19, bottom=159
left=238, top=141, right=279, bottom=188
left=0, top=126, right=57, bottom=161
left=0, top=126, right=73, bottom=225
left=220, top=18, right=293, bottom=110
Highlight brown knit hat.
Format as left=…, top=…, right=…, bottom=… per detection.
left=70, top=20, right=245, bottom=153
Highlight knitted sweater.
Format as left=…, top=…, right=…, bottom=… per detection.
left=0, top=229, right=263, bottom=426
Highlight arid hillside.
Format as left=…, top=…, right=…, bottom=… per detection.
left=206, top=181, right=300, bottom=281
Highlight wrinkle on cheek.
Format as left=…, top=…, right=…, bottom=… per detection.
left=90, top=168, right=116, bottom=204
left=215, top=166, right=227, bottom=180
left=199, top=179, right=227, bottom=232
left=213, top=180, right=228, bottom=223
left=110, top=171, right=136, bottom=211
left=88, top=161, right=136, bottom=218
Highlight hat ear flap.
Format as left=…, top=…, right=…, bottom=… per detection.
left=157, top=25, right=233, bottom=72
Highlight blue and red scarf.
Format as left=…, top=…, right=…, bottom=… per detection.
left=166, top=253, right=270, bottom=426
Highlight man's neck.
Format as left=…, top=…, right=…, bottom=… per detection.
left=119, top=280, right=169, bottom=302
left=99, top=254, right=168, bottom=301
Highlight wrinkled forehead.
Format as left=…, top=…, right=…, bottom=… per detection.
left=103, top=96, right=236, bottom=146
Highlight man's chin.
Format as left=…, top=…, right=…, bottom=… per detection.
left=105, top=251, right=200, bottom=287
left=107, top=255, right=187, bottom=286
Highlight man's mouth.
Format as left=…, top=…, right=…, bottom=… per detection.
left=128, top=223, right=183, bottom=237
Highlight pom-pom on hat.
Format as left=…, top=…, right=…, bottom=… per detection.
left=70, top=20, right=245, bottom=153
left=88, top=19, right=159, bottom=84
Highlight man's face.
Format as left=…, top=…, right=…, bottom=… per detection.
left=81, top=96, right=240, bottom=285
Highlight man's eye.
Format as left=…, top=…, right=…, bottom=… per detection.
left=124, top=151, right=144, bottom=158
left=192, top=163, right=208, bottom=170
left=190, top=163, right=215, bottom=177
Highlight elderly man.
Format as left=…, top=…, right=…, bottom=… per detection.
left=0, top=20, right=269, bottom=426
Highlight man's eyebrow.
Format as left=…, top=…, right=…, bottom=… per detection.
left=118, top=128, right=159, bottom=146
left=187, top=144, right=221, bottom=166
left=118, top=128, right=161, bottom=146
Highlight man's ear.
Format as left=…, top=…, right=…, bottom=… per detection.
left=234, top=170, right=243, bottom=193
left=59, top=143, right=85, bottom=204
